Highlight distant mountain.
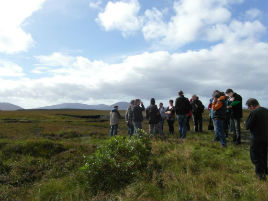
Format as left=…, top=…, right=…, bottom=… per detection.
left=0, top=102, right=23, bottom=111
left=37, top=102, right=130, bottom=110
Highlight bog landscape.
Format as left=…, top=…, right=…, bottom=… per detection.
left=0, top=109, right=267, bottom=201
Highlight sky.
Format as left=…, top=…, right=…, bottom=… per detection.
left=0, top=0, right=267, bottom=109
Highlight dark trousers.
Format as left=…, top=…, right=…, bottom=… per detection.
left=186, top=116, right=191, bottom=131
left=127, top=123, right=134, bottom=136
left=193, top=114, right=203, bottom=132
left=250, top=141, right=268, bottom=176
left=167, top=119, right=174, bottom=134
left=231, top=118, right=241, bottom=143
left=110, top=124, right=118, bottom=136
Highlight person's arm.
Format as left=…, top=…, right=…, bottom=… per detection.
left=230, top=100, right=240, bottom=107
left=115, top=110, right=122, bottom=118
left=245, top=112, right=255, bottom=130
left=212, top=99, right=223, bottom=111
left=140, top=103, right=145, bottom=111
left=125, top=109, right=129, bottom=122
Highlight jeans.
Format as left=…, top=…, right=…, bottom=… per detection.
left=110, top=124, right=118, bottom=136
left=177, top=114, right=188, bottom=139
left=133, top=121, right=142, bottom=133
left=231, top=118, right=241, bottom=143
left=127, top=122, right=134, bottom=136
left=214, top=119, right=226, bottom=146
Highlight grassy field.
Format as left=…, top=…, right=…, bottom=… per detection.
left=0, top=109, right=267, bottom=201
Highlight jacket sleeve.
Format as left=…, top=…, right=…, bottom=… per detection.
left=212, top=99, right=223, bottom=111
left=141, top=104, right=145, bottom=111
left=245, top=112, right=255, bottom=130
left=230, top=100, right=241, bottom=107
left=125, top=109, right=129, bottom=121
left=116, top=110, right=122, bottom=118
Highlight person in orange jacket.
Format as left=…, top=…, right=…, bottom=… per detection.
left=212, top=91, right=227, bottom=147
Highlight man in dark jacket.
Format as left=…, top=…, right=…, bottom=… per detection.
left=175, top=90, right=191, bottom=139
left=245, top=98, right=268, bottom=180
left=226, top=89, right=243, bottom=145
left=190, top=95, right=204, bottom=132
left=132, top=99, right=145, bottom=133
left=146, top=98, right=161, bottom=136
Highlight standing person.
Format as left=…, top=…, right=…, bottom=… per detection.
left=125, top=100, right=135, bottom=136
left=146, top=98, right=161, bottom=136
left=226, top=89, right=243, bottom=145
left=110, top=106, right=122, bottom=136
left=209, top=90, right=220, bottom=141
left=132, top=99, right=145, bottom=133
left=190, top=95, right=205, bottom=132
left=245, top=98, right=268, bottom=181
left=212, top=91, right=227, bottom=147
left=165, top=100, right=175, bottom=135
left=175, top=90, right=191, bottom=139
left=159, top=102, right=166, bottom=134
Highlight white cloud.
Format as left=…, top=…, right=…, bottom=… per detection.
left=142, top=0, right=233, bottom=47
left=1, top=39, right=267, bottom=108
left=206, top=20, right=266, bottom=42
left=245, top=8, right=262, bottom=19
left=0, top=61, right=24, bottom=77
left=96, top=0, right=142, bottom=36
left=0, top=0, right=45, bottom=54
left=89, top=0, right=103, bottom=9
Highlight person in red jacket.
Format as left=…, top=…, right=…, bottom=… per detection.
left=212, top=91, right=227, bottom=147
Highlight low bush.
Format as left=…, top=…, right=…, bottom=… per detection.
left=80, top=129, right=152, bottom=194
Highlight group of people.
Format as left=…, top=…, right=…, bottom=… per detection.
left=109, top=89, right=268, bottom=180
left=110, top=90, right=206, bottom=139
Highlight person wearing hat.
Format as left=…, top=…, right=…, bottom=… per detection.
left=110, top=105, right=122, bottom=136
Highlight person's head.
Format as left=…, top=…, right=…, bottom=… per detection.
left=169, top=99, right=173, bottom=106
left=246, top=98, right=259, bottom=111
left=135, top=99, right=141, bottom=105
left=130, top=100, right=135, bottom=106
left=114, top=105, right=119, bottom=110
left=178, top=90, right=184, bottom=96
left=150, top=98, right=155, bottom=105
left=225, top=88, right=234, bottom=97
left=159, top=102, right=163, bottom=108
left=192, top=94, right=197, bottom=100
left=214, top=91, right=221, bottom=99
left=213, top=90, right=220, bottom=98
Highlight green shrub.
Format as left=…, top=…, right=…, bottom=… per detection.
left=80, top=129, right=152, bottom=194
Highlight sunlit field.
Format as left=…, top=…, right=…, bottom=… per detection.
left=0, top=109, right=267, bottom=201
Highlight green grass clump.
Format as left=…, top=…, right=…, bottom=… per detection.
left=2, top=140, right=67, bottom=159
left=80, top=129, right=152, bottom=194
